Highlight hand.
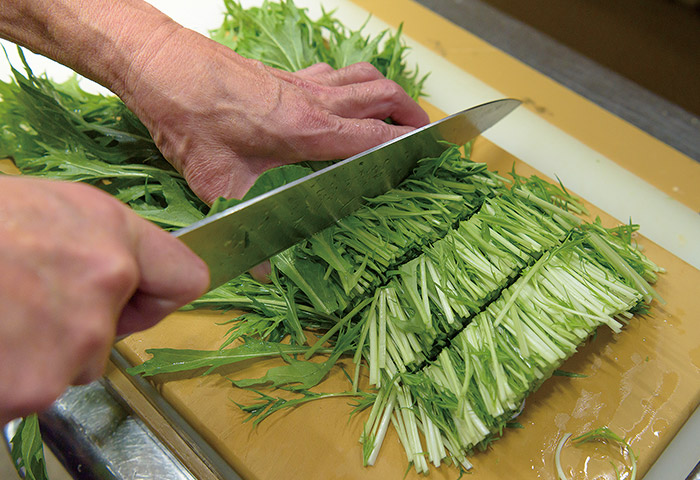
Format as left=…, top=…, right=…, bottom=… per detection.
left=2, top=0, right=428, bottom=206
left=119, top=26, right=430, bottom=204
left=0, top=176, right=209, bottom=424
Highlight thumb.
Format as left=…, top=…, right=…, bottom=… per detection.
left=117, top=218, right=210, bottom=336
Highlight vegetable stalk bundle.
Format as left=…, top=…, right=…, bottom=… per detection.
left=361, top=228, right=660, bottom=473
left=360, top=179, right=585, bottom=385
left=272, top=146, right=505, bottom=315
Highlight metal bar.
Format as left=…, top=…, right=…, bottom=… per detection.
left=106, top=350, right=243, bottom=480
left=2, top=382, right=196, bottom=480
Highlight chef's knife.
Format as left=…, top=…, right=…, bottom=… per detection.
left=175, top=98, right=521, bottom=290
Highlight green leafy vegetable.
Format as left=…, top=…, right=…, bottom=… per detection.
left=0, top=51, right=206, bottom=230
left=211, top=0, right=427, bottom=99
left=235, top=389, right=374, bottom=426
left=231, top=352, right=336, bottom=389
left=207, top=164, right=313, bottom=214
left=127, top=337, right=331, bottom=377
left=10, top=414, right=49, bottom=480
left=552, top=370, right=588, bottom=378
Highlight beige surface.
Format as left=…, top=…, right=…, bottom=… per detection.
left=0, top=158, right=19, bottom=174
left=116, top=137, right=700, bottom=480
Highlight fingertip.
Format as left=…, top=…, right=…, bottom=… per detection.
left=115, top=219, right=211, bottom=337
left=386, top=86, right=430, bottom=128
left=409, top=103, right=431, bottom=128
left=330, top=79, right=429, bottom=129
left=183, top=248, right=212, bottom=298
left=136, top=220, right=211, bottom=298
left=249, top=261, right=272, bottom=283
left=115, top=244, right=210, bottom=337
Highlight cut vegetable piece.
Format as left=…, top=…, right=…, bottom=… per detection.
left=360, top=229, right=657, bottom=471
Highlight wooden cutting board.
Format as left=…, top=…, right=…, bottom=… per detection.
left=111, top=0, right=698, bottom=478
left=114, top=139, right=700, bottom=480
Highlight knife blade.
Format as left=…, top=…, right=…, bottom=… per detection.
left=175, top=98, right=520, bottom=290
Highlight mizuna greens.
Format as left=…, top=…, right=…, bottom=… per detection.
left=8, top=414, right=49, bottom=480
left=210, top=0, right=427, bottom=99
left=361, top=230, right=657, bottom=473
left=0, top=1, right=664, bottom=478
left=0, top=50, right=206, bottom=230
left=270, top=146, right=505, bottom=314
left=358, top=176, right=586, bottom=386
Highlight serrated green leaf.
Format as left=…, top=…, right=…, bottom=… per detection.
left=232, top=352, right=335, bottom=389
left=10, top=415, right=49, bottom=480
left=127, top=337, right=330, bottom=377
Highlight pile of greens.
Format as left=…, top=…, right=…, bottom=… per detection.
left=1, top=1, right=663, bottom=478
left=0, top=0, right=426, bottom=229
left=362, top=226, right=658, bottom=472
left=210, top=0, right=427, bottom=99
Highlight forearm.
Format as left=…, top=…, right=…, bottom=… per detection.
left=0, top=0, right=178, bottom=97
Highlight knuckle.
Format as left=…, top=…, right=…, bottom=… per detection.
left=346, top=62, right=384, bottom=81
left=72, top=317, right=113, bottom=361
left=88, top=247, right=140, bottom=294
left=354, top=78, right=404, bottom=106
left=353, top=61, right=377, bottom=73
left=385, top=80, right=405, bottom=101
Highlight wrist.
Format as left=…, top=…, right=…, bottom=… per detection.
left=66, top=1, right=183, bottom=100
left=101, top=4, right=185, bottom=100
left=0, top=0, right=180, bottom=98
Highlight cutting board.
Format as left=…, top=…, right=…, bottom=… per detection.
left=113, top=1, right=699, bottom=478
left=115, top=136, right=700, bottom=480
left=2, top=0, right=698, bottom=478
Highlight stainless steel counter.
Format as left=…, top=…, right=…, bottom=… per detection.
left=3, top=349, right=243, bottom=480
